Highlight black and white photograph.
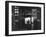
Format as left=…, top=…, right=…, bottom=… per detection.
left=5, top=1, right=45, bottom=36
left=12, top=6, right=41, bottom=31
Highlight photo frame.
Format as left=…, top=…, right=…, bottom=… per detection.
left=5, top=1, right=45, bottom=36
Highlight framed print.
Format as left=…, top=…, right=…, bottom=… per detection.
left=5, top=1, right=45, bottom=36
